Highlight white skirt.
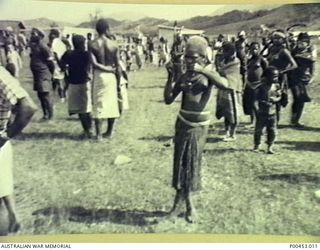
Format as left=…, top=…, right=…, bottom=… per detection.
left=92, top=70, right=120, bottom=119
left=0, top=141, right=13, bottom=198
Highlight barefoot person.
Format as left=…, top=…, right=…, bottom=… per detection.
left=89, top=19, right=122, bottom=140
left=254, top=66, right=282, bottom=154
left=266, top=30, right=297, bottom=124
left=0, top=66, right=37, bottom=235
left=61, top=35, right=93, bottom=139
left=216, top=42, right=243, bottom=142
left=164, top=36, right=229, bottom=223
left=243, top=42, right=268, bottom=127
left=289, top=32, right=316, bottom=128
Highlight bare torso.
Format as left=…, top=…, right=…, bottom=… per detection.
left=89, top=36, right=118, bottom=66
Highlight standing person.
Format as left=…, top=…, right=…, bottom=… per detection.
left=29, top=28, right=55, bottom=121
left=170, top=33, right=185, bottom=82
left=135, top=39, right=144, bottom=70
left=0, top=66, right=37, bottom=235
left=216, top=42, right=243, bottom=142
left=86, top=33, right=93, bottom=51
left=125, top=44, right=133, bottom=72
left=213, top=34, right=225, bottom=71
left=235, top=30, right=248, bottom=87
left=254, top=66, right=282, bottom=154
left=5, top=44, right=22, bottom=78
left=89, top=18, right=121, bottom=140
left=158, top=37, right=168, bottom=67
left=60, top=35, right=93, bottom=139
left=289, top=32, right=317, bottom=128
left=48, top=29, right=67, bottom=103
left=243, top=42, right=268, bottom=127
left=266, top=30, right=297, bottom=124
left=164, top=36, right=230, bottom=223
left=147, top=37, right=154, bottom=63
left=17, top=31, right=27, bottom=57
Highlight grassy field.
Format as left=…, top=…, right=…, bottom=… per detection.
left=4, top=55, right=320, bottom=236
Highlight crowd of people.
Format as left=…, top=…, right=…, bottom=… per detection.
left=0, top=17, right=317, bottom=231
left=164, top=29, right=317, bottom=222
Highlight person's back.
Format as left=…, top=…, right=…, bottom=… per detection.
left=90, top=36, right=118, bottom=67
left=62, top=49, right=91, bottom=85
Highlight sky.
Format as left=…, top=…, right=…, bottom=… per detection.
left=0, top=0, right=226, bottom=24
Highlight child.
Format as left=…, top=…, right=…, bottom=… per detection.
left=254, top=66, right=282, bottom=154
left=60, top=35, right=93, bottom=139
left=243, top=42, right=268, bottom=126
left=164, top=36, right=229, bottom=223
left=215, top=42, right=243, bottom=141
left=5, top=44, right=22, bottom=78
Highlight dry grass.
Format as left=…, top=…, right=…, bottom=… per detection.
left=8, top=55, right=320, bottom=236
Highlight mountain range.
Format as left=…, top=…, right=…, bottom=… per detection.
left=23, top=3, right=320, bottom=36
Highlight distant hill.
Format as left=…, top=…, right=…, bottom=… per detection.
left=121, top=4, right=320, bottom=36
left=200, top=3, right=320, bottom=35
left=211, top=4, right=281, bottom=16
left=24, top=17, right=74, bottom=29
left=39, top=3, right=320, bottom=37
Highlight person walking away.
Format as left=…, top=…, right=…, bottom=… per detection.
left=60, top=35, right=93, bottom=139
left=89, top=19, right=122, bottom=141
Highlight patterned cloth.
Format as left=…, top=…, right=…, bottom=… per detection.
left=173, top=117, right=208, bottom=192
left=0, top=66, right=27, bottom=131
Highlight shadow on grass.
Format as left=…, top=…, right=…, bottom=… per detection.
left=276, top=141, right=320, bottom=152
left=206, top=137, right=221, bottom=143
left=32, top=206, right=168, bottom=226
left=258, top=173, right=320, bottom=184
left=139, top=135, right=172, bottom=142
left=131, top=85, right=163, bottom=89
left=204, top=148, right=251, bottom=154
left=16, top=132, right=83, bottom=141
left=278, top=124, right=320, bottom=132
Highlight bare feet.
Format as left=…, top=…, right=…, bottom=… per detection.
left=102, top=131, right=113, bottom=139
left=8, top=214, right=20, bottom=233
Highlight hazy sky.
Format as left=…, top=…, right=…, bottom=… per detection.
left=0, top=0, right=226, bottom=24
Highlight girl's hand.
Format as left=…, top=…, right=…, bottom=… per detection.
left=193, top=63, right=203, bottom=73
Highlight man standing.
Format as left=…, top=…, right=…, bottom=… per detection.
left=0, top=66, right=37, bottom=235
left=89, top=19, right=121, bottom=140
left=235, top=30, right=248, bottom=87
left=170, top=33, right=185, bottom=82
left=29, top=28, right=55, bottom=121
left=48, top=29, right=67, bottom=103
